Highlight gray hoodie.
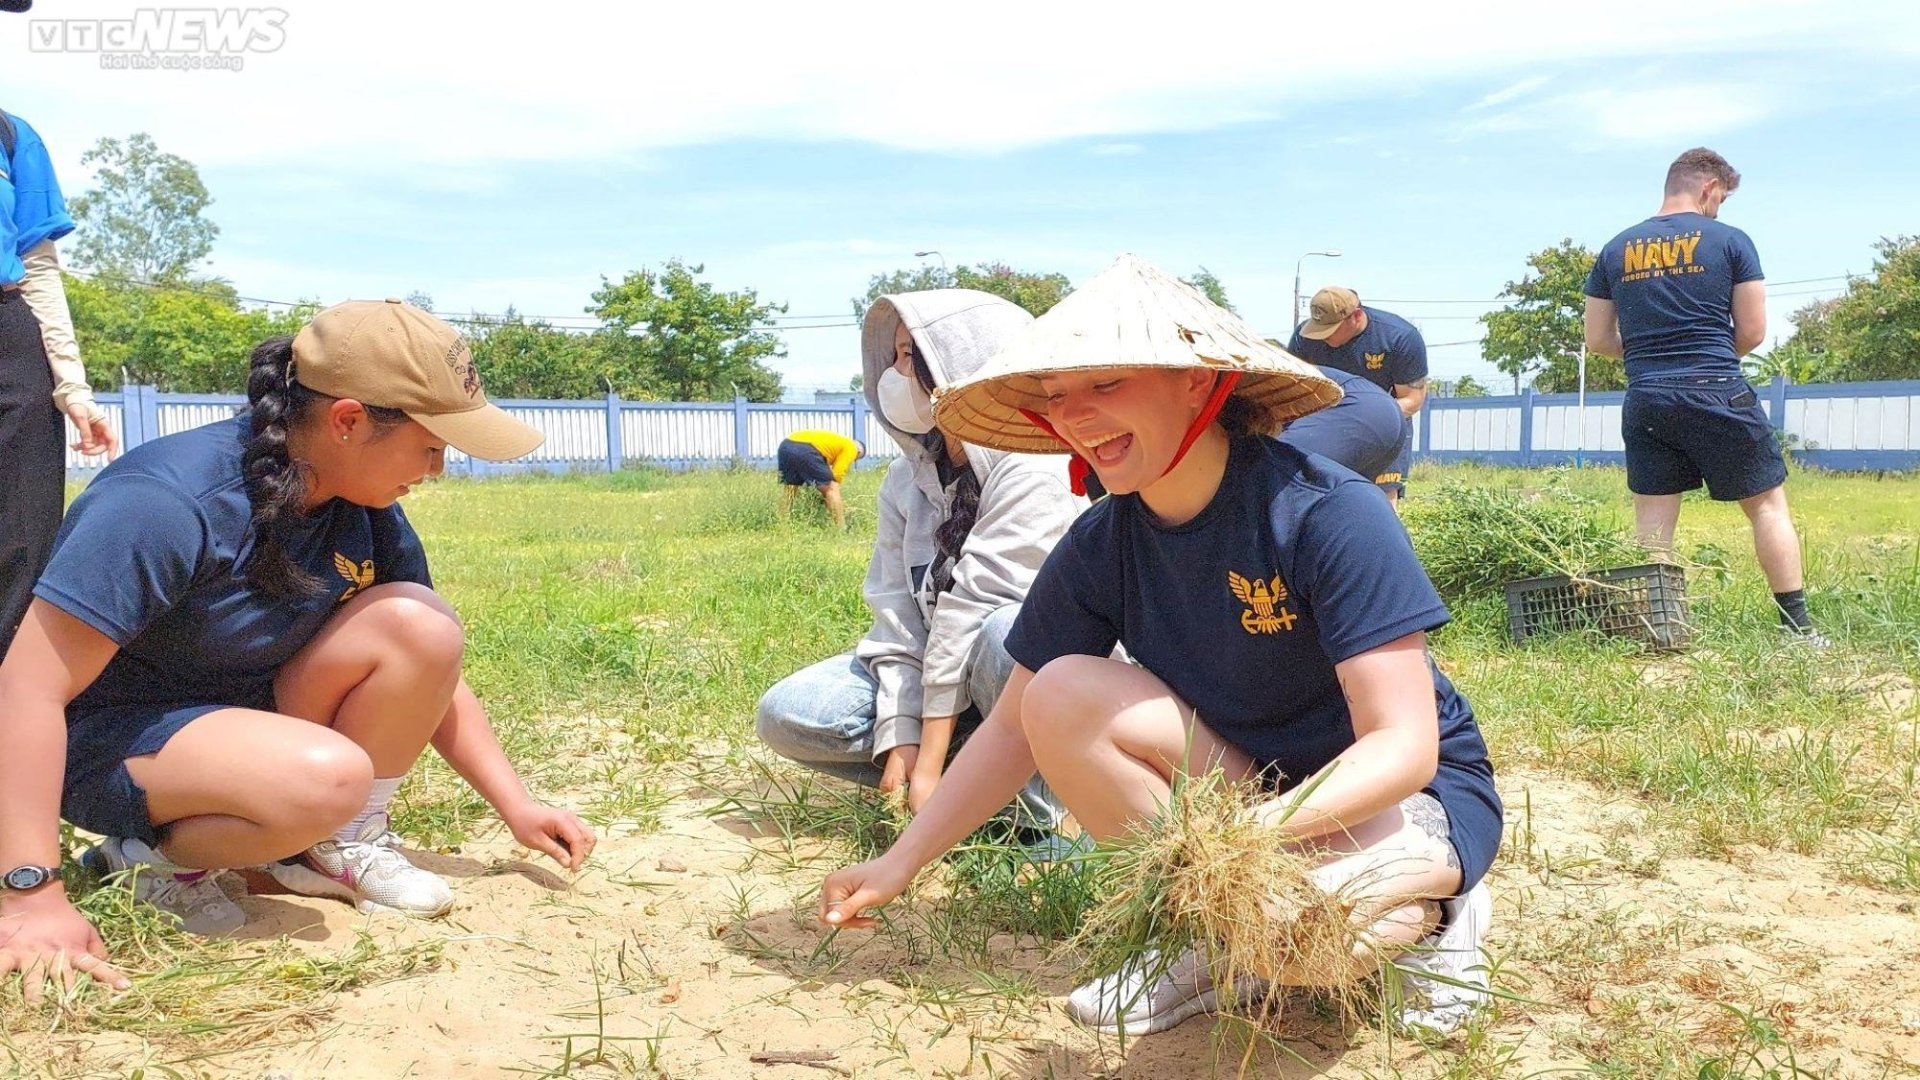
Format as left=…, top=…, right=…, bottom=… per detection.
left=854, top=290, right=1086, bottom=758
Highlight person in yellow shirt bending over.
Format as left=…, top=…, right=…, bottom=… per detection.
left=777, top=428, right=865, bottom=529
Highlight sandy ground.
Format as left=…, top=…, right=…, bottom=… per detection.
left=18, top=761, right=1920, bottom=1080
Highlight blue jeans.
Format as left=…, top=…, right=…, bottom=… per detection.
left=755, top=605, right=1065, bottom=828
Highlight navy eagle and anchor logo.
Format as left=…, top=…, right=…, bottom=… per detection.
left=334, top=553, right=375, bottom=603
left=1229, top=570, right=1296, bottom=634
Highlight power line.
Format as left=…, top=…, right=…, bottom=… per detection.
left=64, top=264, right=1864, bottom=337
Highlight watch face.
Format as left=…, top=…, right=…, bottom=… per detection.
left=4, top=866, right=50, bottom=890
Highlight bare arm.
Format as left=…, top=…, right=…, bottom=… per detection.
left=1584, top=297, right=1623, bottom=358
left=430, top=678, right=596, bottom=870
left=1392, top=379, right=1428, bottom=419
left=821, top=665, right=1039, bottom=927
left=1254, top=633, right=1440, bottom=840
left=0, top=602, right=130, bottom=990
left=1732, top=280, right=1767, bottom=356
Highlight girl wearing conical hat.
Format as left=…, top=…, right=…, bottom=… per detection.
left=816, top=255, right=1502, bottom=1036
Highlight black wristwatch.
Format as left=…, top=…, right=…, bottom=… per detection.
left=3, top=865, right=62, bottom=891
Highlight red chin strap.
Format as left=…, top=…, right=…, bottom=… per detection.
left=1018, top=371, right=1241, bottom=497
left=1017, top=408, right=1094, bottom=495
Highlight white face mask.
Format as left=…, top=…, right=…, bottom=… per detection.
left=878, top=366, right=937, bottom=434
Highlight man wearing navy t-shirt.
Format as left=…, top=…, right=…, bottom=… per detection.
left=1584, top=147, right=1819, bottom=640
left=1288, top=288, right=1427, bottom=507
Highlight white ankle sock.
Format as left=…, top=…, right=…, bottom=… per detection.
left=335, top=776, right=404, bottom=843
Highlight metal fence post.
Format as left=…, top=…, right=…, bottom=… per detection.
left=1419, top=395, right=1434, bottom=455
left=604, top=392, right=623, bottom=473
left=733, top=395, right=751, bottom=463
left=1518, top=388, right=1535, bottom=467
left=141, top=384, right=163, bottom=445
left=850, top=393, right=869, bottom=459
left=1769, top=374, right=1789, bottom=430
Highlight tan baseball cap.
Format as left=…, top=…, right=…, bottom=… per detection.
left=290, top=299, right=543, bottom=461
left=1298, top=286, right=1361, bottom=341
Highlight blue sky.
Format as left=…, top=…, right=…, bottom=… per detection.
left=9, top=0, right=1919, bottom=397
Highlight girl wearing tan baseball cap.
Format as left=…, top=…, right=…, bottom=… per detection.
left=0, top=301, right=589, bottom=995
left=816, top=256, right=1502, bottom=1036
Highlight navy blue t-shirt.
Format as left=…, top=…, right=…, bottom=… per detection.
left=35, top=415, right=432, bottom=713
left=1585, top=211, right=1763, bottom=382
left=1288, top=307, right=1428, bottom=396
left=1005, top=437, right=1500, bottom=890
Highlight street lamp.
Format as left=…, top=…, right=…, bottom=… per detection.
left=914, top=249, right=948, bottom=284
left=1292, top=249, right=1343, bottom=329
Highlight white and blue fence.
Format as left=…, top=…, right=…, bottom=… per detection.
left=68, top=376, right=1920, bottom=478
left=69, top=389, right=907, bottom=478
left=1413, top=376, right=1920, bottom=472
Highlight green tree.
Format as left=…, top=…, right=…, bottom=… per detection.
left=950, top=262, right=1073, bottom=317
left=466, top=309, right=635, bottom=400
left=1479, top=239, right=1623, bottom=394
left=1819, top=236, right=1920, bottom=381
left=850, top=265, right=951, bottom=318
left=1745, top=297, right=1841, bottom=383
left=852, top=261, right=1074, bottom=318
left=68, top=134, right=220, bottom=283
left=591, top=259, right=786, bottom=402
left=1432, top=374, right=1490, bottom=397
left=62, top=275, right=309, bottom=391
left=1182, top=266, right=1234, bottom=313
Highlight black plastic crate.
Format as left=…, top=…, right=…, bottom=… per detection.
left=1504, top=563, right=1690, bottom=651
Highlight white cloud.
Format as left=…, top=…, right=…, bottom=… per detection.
left=1089, top=142, right=1145, bottom=156
left=1467, top=75, right=1552, bottom=111
left=9, top=0, right=1915, bottom=172
left=1463, top=82, right=1775, bottom=143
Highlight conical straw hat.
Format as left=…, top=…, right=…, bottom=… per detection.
left=932, top=254, right=1342, bottom=454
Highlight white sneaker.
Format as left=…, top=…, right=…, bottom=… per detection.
left=1394, top=881, right=1493, bottom=1033
left=82, top=837, right=246, bottom=936
left=1066, top=946, right=1264, bottom=1037
left=1783, top=625, right=1833, bottom=649
left=266, top=812, right=453, bottom=918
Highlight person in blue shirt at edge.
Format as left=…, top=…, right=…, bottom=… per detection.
left=816, top=254, right=1500, bottom=1037
left=1287, top=286, right=1429, bottom=509
left=1583, top=147, right=1821, bottom=642
left=1, top=107, right=118, bottom=667
left=0, top=299, right=596, bottom=998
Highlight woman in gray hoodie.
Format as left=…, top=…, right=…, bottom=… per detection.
left=756, top=290, right=1084, bottom=825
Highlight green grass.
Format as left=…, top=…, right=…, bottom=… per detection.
left=16, top=459, right=1920, bottom=1078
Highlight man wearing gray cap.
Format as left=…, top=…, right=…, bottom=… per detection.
left=1287, top=287, right=1428, bottom=507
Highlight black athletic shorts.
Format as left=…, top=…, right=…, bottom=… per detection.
left=1623, top=375, right=1787, bottom=501
left=776, top=439, right=835, bottom=487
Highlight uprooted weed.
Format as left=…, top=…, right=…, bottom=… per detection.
left=1067, top=768, right=1367, bottom=1070
left=1404, top=473, right=1646, bottom=606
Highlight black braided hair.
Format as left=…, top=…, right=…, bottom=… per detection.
left=903, top=342, right=981, bottom=596
left=241, top=336, right=409, bottom=598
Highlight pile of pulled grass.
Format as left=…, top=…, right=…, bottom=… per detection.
left=1403, top=475, right=1645, bottom=605
left=1066, top=769, right=1366, bottom=1044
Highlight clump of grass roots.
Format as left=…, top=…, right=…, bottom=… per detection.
left=1066, top=768, right=1363, bottom=1042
